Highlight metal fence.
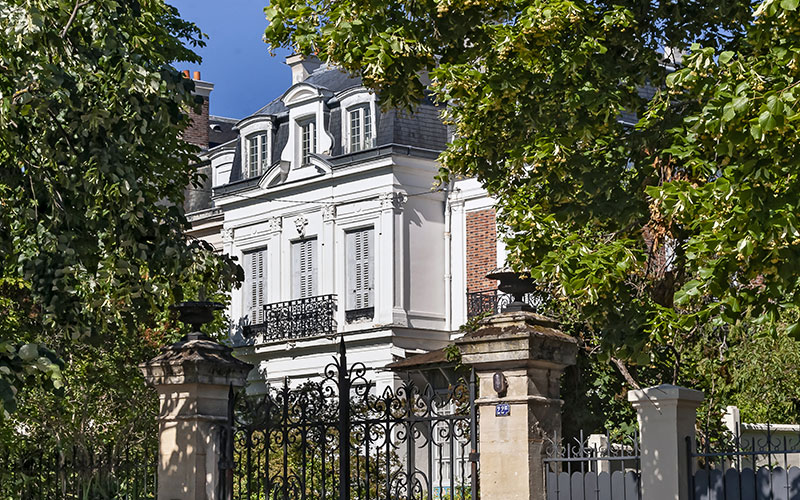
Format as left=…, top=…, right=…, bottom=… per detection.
left=243, top=294, right=337, bottom=340
left=688, top=424, right=800, bottom=499
left=218, top=338, right=478, bottom=500
left=544, top=430, right=642, bottom=500
left=0, top=445, right=156, bottom=500
left=466, top=288, right=550, bottom=319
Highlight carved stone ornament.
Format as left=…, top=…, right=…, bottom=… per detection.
left=267, top=217, right=283, bottom=233
left=380, top=192, right=407, bottom=211
left=294, top=216, right=309, bottom=237
left=322, top=204, right=336, bottom=222
left=221, top=228, right=234, bottom=243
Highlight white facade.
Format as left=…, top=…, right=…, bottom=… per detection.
left=190, top=58, right=506, bottom=391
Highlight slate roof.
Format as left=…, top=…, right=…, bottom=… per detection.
left=225, top=65, right=447, bottom=185
left=208, top=115, right=238, bottom=148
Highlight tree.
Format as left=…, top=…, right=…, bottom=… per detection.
left=0, top=0, right=240, bottom=414
left=262, top=0, right=800, bottom=418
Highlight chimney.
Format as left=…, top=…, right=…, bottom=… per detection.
left=182, top=70, right=213, bottom=150
left=285, top=54, right=322, bottom=84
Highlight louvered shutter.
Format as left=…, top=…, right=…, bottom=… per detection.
left=346, top=228, right=374, bottom=311
left=245, top=248, right=267, bottom=323
left=292, top=239, right=317, bottom=299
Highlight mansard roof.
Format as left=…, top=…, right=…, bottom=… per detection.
left=253, top=65, right=363, bottom=117
left=222, top=64, right=447, bottom=186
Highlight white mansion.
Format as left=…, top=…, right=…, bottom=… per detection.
left=183, top=58, right=507, bottom=391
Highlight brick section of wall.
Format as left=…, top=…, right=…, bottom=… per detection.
left=182, top=95, right=209, bottom=149
left=466, top=208, right=498, bottom=292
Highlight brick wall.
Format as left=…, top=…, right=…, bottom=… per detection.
left=466, top=208, right=498, bottom=292
left=182, top=94, right=209, bottom=149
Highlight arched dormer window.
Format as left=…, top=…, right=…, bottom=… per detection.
left=236, top=116, right=274, bottom=179
left=338, top=88, right=376, bottom=154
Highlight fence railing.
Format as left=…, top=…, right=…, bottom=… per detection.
left=544, top=430, right=642, bottom=500
left=0, top=446, right=156, bottom=500
left=243, top=294, right=337, bottom=340
left=466, top=288, right=550, bottom=319
left=688, top=424, right=800, bottom=500
left=218, top=338, right=479, bottom=500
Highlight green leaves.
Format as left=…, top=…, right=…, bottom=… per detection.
left=0, top=1, right=239, bottom=415
left=262, top=0, right=800, bottom=399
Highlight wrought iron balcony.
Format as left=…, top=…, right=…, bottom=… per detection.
left=243, top=294, right=337, bottom=341
left=466, top=288, right=550, bottom=319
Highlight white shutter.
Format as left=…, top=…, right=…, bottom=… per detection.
left=292, top=239, right=317, bottom=299
left=346, top=228, right=373, bottom=310
left=292, top=241, right=301, bottom=299
left=245, top=248, right=267, bottom=322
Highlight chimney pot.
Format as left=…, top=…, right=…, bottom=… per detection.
left=182, top=70, right=190, bottom=78
left=193, top=71, right=201, bottom=80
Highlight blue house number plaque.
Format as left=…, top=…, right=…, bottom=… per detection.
left=495, top=403, right=510, bottom=417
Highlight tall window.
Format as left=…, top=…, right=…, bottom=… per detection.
left=244, top=248, right=267, bottom=323
left=300, top=120, right=316, bottom=166
left=348, top=106, right=373, bottom=153
left=291, top=238, right=317, bottom=299
left=346, top=228, right=374, bottom=319
left=247, top=133, right=268, bottom=178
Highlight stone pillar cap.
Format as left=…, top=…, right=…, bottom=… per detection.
left=455, top=310, right=577, bottom=370
left=628, top=384, right=704, bottom=405
left=140, top=337, right=252, bottom=387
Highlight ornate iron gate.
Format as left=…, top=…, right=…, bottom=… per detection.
left=218, top=338, right=478, bottom=500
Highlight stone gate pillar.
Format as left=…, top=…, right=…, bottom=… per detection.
left=628, top=384, right=704, bottom=500
left=456, top=310, right=577, bottom=500
left=140, top=302, right=252, bottom=500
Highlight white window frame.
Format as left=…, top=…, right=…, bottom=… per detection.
left=246, top=132, right=269, bottom=178
left=347, top=105, right=374, bottom=153
left=299, top=118, right=316, bottom=166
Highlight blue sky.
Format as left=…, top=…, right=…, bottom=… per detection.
left=168, top=0, right=291, bottom=119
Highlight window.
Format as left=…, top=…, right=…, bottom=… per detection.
left=300, top=120, right=316, bottom=166
left=292, top=238, right=317, bottom=299
left=348, top=106, right=373, bottom=153
left=345, top=228, right=374, bottom=321
left=244, top=248, right=267, bottom=323
left=247, top=133, right=269, bottom=178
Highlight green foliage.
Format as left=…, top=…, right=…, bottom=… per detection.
left=262, top=0, right=800, bottom=412
left=0, top=0, right=241, bottom=414
left=0, top=0, right=241, bottom=494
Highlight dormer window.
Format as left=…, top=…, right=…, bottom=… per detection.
left=300, top=119, right=316, bottom=166
left=247, top=133, right=268, bottom=178
left=348, top=105, right=373, bottom=153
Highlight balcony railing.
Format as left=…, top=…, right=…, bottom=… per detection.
left=466, top=288, right=550, bottom=319
left=243, top=294, right=337, bottom=341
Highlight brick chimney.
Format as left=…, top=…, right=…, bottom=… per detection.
left=285, top=54, right=322, bottom=84
left=182, top=70, right=213, bottom=150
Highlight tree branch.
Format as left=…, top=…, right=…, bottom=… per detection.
left=60, top=0, right=92, bottom=38
left=610, top=356, right=641, bottom=390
